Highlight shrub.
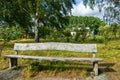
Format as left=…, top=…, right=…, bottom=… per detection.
left=27, top=61, right=41, bottom=71
left=0, top=26, right=24, bottom=55
left=96, top=36, right=104, bottom=43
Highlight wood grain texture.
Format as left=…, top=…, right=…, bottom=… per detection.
left=14, top=42, right=97, bottom=53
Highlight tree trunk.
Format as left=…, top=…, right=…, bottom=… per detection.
left=34, top=18, right=39, bottom=43
left=34, top=2, right=39, bottom=43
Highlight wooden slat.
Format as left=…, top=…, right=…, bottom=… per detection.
left=14, top=42, right=97, bottom=53
left=5, top=55, right=103, bottom=62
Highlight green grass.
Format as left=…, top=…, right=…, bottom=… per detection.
left=0, top=39, right=120, bottom=79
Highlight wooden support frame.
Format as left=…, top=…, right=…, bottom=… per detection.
left=93, top=61, right=98, bottom=76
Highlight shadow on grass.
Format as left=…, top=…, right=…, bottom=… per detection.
left=26, top=61, right=94, bottom=72
left=10, top=61, right=116, bottom=76
left=99, top=62, right=116, bottom=74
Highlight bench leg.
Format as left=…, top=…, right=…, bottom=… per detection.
left=9, top=58, right=18, bottom=68
left=93, top=61, right=98, bottom=76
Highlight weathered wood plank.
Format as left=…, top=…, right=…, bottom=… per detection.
left=14, top=42, right=97, bottom=53
left=93, top=62, right=98, bottom=76
left=5, top=55, right=102, bottom=62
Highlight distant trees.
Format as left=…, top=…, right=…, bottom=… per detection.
left=68, top=16, right=105, bottom=41
left=110, top=23, right=119, bottom=39
left=63, top=26, right=71, bottom=42
left=99, top=25, right=111, bottom=45
left=99, top=22, right=120, bottom=45
left=74, top=24, right=90, bottom=42
left=69, top=16, right=105, bottom=34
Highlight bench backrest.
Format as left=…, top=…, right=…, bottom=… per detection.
left=14, top=42, right=97, bottom=57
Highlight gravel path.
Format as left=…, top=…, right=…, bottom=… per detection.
left=86, top=74, right=109, bottom=80
left=0, top=69, right=20, bottom=80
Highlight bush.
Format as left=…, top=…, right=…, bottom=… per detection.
left=0, top=26, right=24, bottom=41
left=0, top=26, right=24, bottom=55
left=96, top=36, right=104, bottom=43
left=27, top=61, right=41, bottom=71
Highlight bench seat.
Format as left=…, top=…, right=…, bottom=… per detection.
left=5, top=55, right=102, bottom=62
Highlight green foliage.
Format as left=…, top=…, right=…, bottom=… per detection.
left=38, top=26, right=50, bottom=39
left=46, top=28, right=64, bottom=41
left=0, top=26, right=24, bottom=42
left=117, top=24, right=120, bottom=38
left=69, top=16, right=105, bottom=33
left=0, top=0, right=75, bottom=42
left=63, top=27, right=71, bottom=42
left=69, top=16, right=106, bottom=42
left=78, top=24, right=90, bottom=42
left=99, top=25, right=111, bottom=45
left=0, top=26, right=24, bottom=55
left=96, top=36, right=104, bottom=43
left=27, top=61, right=41, bottom=71
left=110, top=22, right=119, bottom=39
left=98, top=23, right=120, bottom=44
left=71, top=24, right=90, bottom=42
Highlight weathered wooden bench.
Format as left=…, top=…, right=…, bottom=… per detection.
left=5, top=42, right=103, bottom=75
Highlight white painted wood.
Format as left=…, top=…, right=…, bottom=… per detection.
left=14, top=42, right=97, bottom=53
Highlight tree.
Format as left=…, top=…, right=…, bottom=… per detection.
left=81, top=0, right=120, bottom=25
left=0, top=0, right=32, bottom=38
left=63, top=26, right=71, bottom=42
left=74, top=24, right=90, bottom=42
left=99, top=25, right=111, bottom=45
left=69, top=16, right=106, bottom=40
left=87, top=0, right=120, bottom=25
left=103, top=6, right=120, bottom=25
left=0, top=0, right=75, bottom=42
left=17, top=0, right=76, bottom=42
left=69, top=16, right=105, bottom=33
left=118, top=24, right=120, bottom=38
left=110, top=22, right=119, bottom=39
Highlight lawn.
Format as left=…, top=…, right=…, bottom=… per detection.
left=0, top=39, right=120, bottom=80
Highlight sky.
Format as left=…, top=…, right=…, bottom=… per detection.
left=71, top=0, right=104, bottom=19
